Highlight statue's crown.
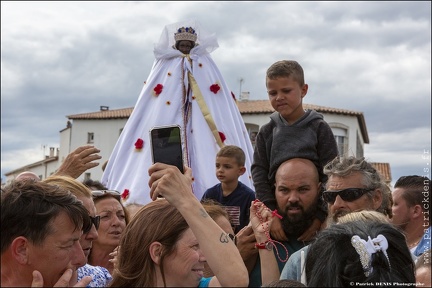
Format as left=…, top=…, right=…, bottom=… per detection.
left=174, top=27, right=197, bottom=42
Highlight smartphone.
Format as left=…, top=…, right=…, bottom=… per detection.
left=150, top=125, right=184, bottom=173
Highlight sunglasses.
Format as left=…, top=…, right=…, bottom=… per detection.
left=83, top=215, right=100, bottom=234
left=322, top=188, right=374, bottom=204
left=92, top=190, right=121, bottom=200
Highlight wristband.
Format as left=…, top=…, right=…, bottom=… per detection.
left=255, top=241, right=273, bottom=251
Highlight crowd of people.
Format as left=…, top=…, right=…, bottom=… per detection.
left=2, top=20, right=430, bottom=288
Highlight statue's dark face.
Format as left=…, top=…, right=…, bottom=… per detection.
left=176, top=40, right=194, bottom=54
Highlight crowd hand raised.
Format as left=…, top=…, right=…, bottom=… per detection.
left=250, top=200, right=274, bottom=239
left=55, top=145, right=101, bottom=179
left=148, top=163, right=193, bottom=203
left=31, top=269, right=91, bottom=287
left=269, top=217, right=288, bottom=242
left=297, top=217, right=322, bottom=241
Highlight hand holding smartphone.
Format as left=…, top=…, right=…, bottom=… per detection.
left=150, top=125, right=184, bottom=173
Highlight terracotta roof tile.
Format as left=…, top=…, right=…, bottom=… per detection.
left=66, top=100, right=368, bottom=143
left=235, top=100, right=364, bottom=116
left=67, top=100, right=363, bottom=119
left=371, top=162, right=392, bottom=184
left=67, top=108, right=133, bottom=119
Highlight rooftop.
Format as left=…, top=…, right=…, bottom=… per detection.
left=371, top=162, right=392, bottom=186
left=67, top=100, right=369, bottom=143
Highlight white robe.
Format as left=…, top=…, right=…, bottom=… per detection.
left=101, top=20, right=254, bottom=205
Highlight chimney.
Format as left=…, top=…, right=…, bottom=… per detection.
left=240, top=91, right=250, bottom=101
left=49, top=147, right=55, bottom=157
left=100, top=106, right=109, bottom=111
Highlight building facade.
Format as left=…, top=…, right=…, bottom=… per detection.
left=4, top=100, right=391, bottom=186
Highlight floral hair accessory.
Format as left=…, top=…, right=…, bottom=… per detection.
left=210, top=84, right=220, bottom=94
left=218, top=131, right=226, bottom=143
left=153, top=84, right=163, bottom=96
left=351, top=234, right=390, bottom=277
left=121, top=189, right=130, bottom=200
left=134, top=138, right=144, bottom=150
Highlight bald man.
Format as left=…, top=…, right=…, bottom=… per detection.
left=248, top=158, right=322, bottom=286
left=15, top=171, right=41, bottom=181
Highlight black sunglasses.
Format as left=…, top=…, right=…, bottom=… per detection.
left=83, top=215, right=101, bottom=234
left=92, top=190, right=121, bottom=200
left=322, top=188, right=374, bottom=204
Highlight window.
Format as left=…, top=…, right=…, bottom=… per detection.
left=335, top=135, right=346, bottom=156
left=245, top=123, right=259, bottom=148
left=250, top=132, right=258, bottom=148
left=356, top=132, right=364, bottom=158
left=331, top=127, right=348, bottom=157
left=87, top=132, right=94, bottom=144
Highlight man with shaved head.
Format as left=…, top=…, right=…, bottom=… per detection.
left=272, top=158, right=321, bottom=240
left=247, top=157, right=322, bottom=286
left=279, top=156, right=392, bottom=284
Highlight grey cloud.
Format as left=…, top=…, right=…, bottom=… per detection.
left=1, top=1, right=430, bottom=183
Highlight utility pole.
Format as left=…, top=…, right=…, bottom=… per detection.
left=239, top=78, right=244, bottom=100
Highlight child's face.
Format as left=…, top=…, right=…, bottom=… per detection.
left=266, top=76, right=308, bottom=123
left=215, top=156, right=245, bottom=184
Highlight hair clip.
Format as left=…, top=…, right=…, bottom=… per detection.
left=351, top=234, right=390, bottom=277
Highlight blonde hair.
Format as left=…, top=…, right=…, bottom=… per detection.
left=337, top=210, right=390, bottom=224
left=43, top=175, right=91, bottom=198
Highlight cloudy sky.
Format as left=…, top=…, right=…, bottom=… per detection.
left=1, top=1, right=431, bottom=186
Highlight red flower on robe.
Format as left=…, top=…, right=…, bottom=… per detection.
left=218, top=131, right=226, bottom=143
left=153, top=84, right=163, bottom=96
left=135, top=138, right=144, bottom=149
left=121, top=189, right=129, bottom=200
left=210, top=84, right=220, bottom=94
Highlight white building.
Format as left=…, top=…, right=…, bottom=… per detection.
left=4, top=100, right=391, bottom=186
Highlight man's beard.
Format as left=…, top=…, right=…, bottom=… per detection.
left=327, top=209, right=351, bottom=225
left=278, top=200, right=318, bottom=238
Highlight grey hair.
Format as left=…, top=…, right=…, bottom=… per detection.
left=324, top=156, right=392, bottom=217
